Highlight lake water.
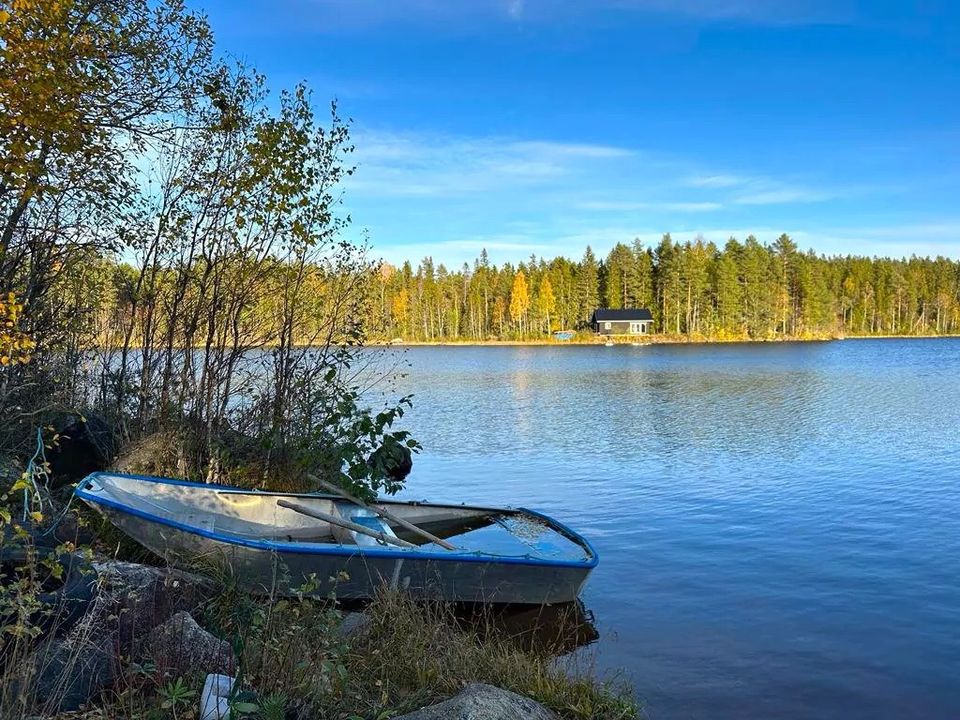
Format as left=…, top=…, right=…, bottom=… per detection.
left=386, top=339, right=960, bottom=720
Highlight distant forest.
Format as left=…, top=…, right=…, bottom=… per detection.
left=362, top=235, right=960, bottom=341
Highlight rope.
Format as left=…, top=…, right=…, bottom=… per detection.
left=21, top=426, right=79, bottom=539
left=22, top=427, right=48, bottom=523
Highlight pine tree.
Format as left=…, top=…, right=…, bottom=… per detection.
left=654, top=234, right=681, bottom=333
left=741, top=235, right=772, bottom=337
left=604, top=243, right=634, bottom=309
left=628, top=239, right=654, bottom=310
left=577, top=246, right=600, bottom=325
left=714, top=241, right=742, bottom=334
left=773, top=233, right=799, bottom=335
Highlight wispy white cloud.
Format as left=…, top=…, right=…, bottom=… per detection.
left=580, top=200, right=723, bottom=212
left=687, top=174, right=748, bottom=188
left=350, top=129, right=845, bottom=214
left=792, top=223, right=960, bottom=257
left=374, top=222, right=960, bottom=268
left=349, top=129, right=635, bottom=198
left=686, top=172, right=833, bottom=205
left=340, top=127, right=955, bottom=266
left=733, top=188, right=834, bottom=205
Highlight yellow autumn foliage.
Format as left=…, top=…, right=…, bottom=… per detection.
left=509, top=269, right=530, bottom=324
left=0, top=292, right=33, bottom=365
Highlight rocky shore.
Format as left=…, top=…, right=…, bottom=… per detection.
left=20, top=555, right=620, bottom=719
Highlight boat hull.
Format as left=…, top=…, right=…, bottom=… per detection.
left=95, top=504, right=593, bottom=604
left=78, top=472, right=598, bottom=605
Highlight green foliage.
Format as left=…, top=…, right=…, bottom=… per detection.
left=204, top=572, right=351, bottom=708
left=282, top=349, right=420, bottom=501
left=1, top=0, right=415, bottom=500
left=158, top=677, right=197, bottom=716
left=253, top=691, right=289, bottom=720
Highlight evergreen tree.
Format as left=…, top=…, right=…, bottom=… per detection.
left=604, top=243, right=634, bottom=309
left=714, top=241, right=742, bottom=334
left=654, top=234, right=682, bottom=333
left=628, top=239, right=654, bottom=310
left=340, top=236, right=959, bottom=341
left=577, top=246, right=600, bottom=326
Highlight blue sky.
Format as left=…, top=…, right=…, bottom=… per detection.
left=200, top=0, right=959, bottom=266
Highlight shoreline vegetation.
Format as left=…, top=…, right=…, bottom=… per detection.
left=80, top=239, right=960, bottom=350
left=360, top=241, right=960, bottom=344
left=374, top=332, right=959, bottom=346
left=83, top=331, right=960, bottom=353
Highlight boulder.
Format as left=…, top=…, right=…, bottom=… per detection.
left=112, top=431, right=184, bottom=477
left=146, top=611, right=235, bottom=677
left=31, top=632, right=115, bottom=713
left=28, top=560, right=218, bottom=712
left=90, top=560, right=216, bottom=645
left=392, top=683, right=557, bottom=720
left=46, top=413, right=116, bottom=486
left=0, top=546, right=94, bottom=637
left=49, top=512, right=97, bottom=547
left=337, top=610, right=371, bottom=638
left=0, top=453, right=21, bottom=485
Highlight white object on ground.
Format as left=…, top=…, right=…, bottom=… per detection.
left=199, top=673, right=235, bottom=720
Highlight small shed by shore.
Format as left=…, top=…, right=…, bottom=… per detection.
left=591, top=308, right=654, bottom=336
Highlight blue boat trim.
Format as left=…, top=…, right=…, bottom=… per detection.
left=76, top=472, right=599, bottom=570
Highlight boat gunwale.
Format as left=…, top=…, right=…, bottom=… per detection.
left=76, top=471, right=599, bottom=569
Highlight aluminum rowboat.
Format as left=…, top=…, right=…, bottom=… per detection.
left=77, top=472, right=598, bottom=604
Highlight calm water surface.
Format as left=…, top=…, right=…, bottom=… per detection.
left=384, top=339, right=960, bottom=720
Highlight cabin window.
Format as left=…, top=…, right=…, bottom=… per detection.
left=629, top=322, right=642, bottom=333
left=604, top=322, right=611, bottom=330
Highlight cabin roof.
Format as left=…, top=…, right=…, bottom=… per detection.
left=592, top=308, right=653, bottom=321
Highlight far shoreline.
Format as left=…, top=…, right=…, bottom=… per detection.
left=371, top=334, right=960, bottom=348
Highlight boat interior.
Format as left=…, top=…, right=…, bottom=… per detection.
left=82, top=473, right=593, bottom=563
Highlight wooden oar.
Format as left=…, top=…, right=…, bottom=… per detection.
left=307, top=474, right=458, bottom=551
left=277, top=498, right=416, bottom=549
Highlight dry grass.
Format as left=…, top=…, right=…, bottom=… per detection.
left=199, top=581, right=639, bottom=720
left=338, top=591, right=639, bottom=720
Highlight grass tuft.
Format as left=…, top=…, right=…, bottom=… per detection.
left=202, top=583, right=640, bottom=720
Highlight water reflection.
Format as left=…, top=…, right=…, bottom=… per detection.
left=459, top=599, right=600, bottom=656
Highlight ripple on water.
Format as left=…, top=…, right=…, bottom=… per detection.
left=388, top=340, right=960, bottom=720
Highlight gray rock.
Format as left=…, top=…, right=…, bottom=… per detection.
left=31, top=633, right=114, bottom=713
left=146, top=611, right=235, bottom=677
left=337, top=610, right=370, bottom=638
left=27, top=560, right=217, bottom=712
left=393, top=683, right=557, bottom=720
left=91, top=559, right=215, bottom=645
